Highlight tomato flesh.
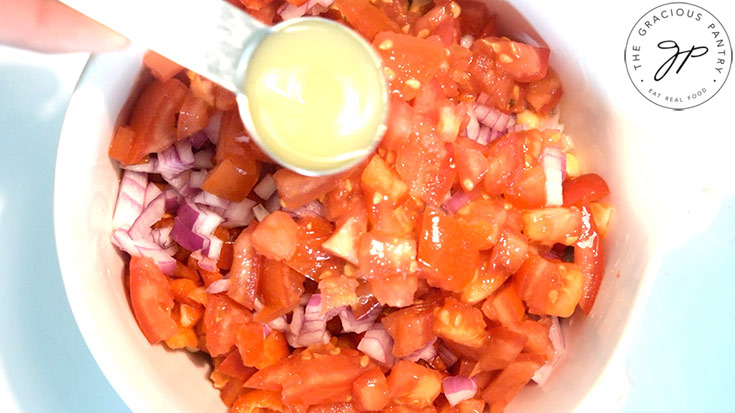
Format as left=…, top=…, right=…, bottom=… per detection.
left=129, top=256, right=178, bottom=344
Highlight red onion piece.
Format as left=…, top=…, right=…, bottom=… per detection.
left=338, top=305, right=381, bottom=334
left=541, top=146, right=565, bottom=207
left=476, top=93, right=490, bottom=105
left=357, top=324, right=395, bottom=366
left=289, top=305, right=305, bottom=336
left=267, top=315, right=289, bottom=333
left=189, top=131, right=209, bottom=150
left=278, top=1, right=309, bottom=20
left=253, top=204, right=269, bottom=222
left=205, top=278, right=231, bottom=294
left=129, top=193, right=166, bottom=239
left=405, top=338, right=437, bottom=362
left=162, top=170, right=194, bottom=197
left=203, top=111, right=223, bottom=145
left=189, top=170, right=208, bottom=190
left=222, top=198, right=255, bottom=228
left=164, top=188, right=181, bottom=211
left=438, top=343, right=458, bottom=367
left=177, top=200, right=224, bottom=235
left=158, top=145, right=190, bottom=177
left=203, top=235, right=224, bottom=260
left=442, top=190, right=474, bottom=215
left=193, top=191, right=231, bottom=210
left=476, top=126, right=491, bottom=145
left=111, top=229, right=176, bottom=275
left=150, top=226, right=175, bottom=250
left=112, top=170, right=147, bottom=231
left=193, top=148, right=214, bottom=169
left=265, top=194, right=281, bottom=213
left=172, top=216, right=209, bottom=251
left=442, top=376, right=477, bottom=406
left=143, top=183, right=163, bottom=208
left=297, top=294, right=332, bottom=346
left=284, top=200, right=325, bottom=219
left=253, top=173, right=277, bottom=200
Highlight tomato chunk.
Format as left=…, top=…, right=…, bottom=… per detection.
left=129, top=256, right=177, bottom=344
left=526, top=68, right=563, bottom=115
left=481, top=353, right=545, bottom=408
left=256, top=259, right=305, bottom=322
left=286, top=216, right=343, bottom=280
left=382, top=304, right=436, bottom=357
left=202, top=155, right=261, bottom=202
left=232, top=390, right=284, bottom=413
left=335, top=0, right=401, bottom=40
left=576, top=204, right=606, bottom=314
left=358, top=233, right=418, bottom=307
left=562, top=173, right=611, bottom=207
left=228, top=225, right=262, bottom=310
left=143, top=50, right=184, bottom=81
left=516, top=254, right=583, bottom=317
left=480, top=37, right=550, bottom=83
left=477, top=327, right=527, bottom=372
left=521, top=207, right=583, bottom=246
left=387, top=360, right=442, bottom=408
left=455, top=198, right=507, bottom=250
left=433, top=297, right=486, bottom=348
left=251, top=211, right=299, bottom=261
left=353, top=366, right=391, bottom=411
left=204, top=294, right=251, bottom=356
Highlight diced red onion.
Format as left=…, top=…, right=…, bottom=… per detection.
left=158, top=145, right=190, bottom=177
left=278, top=1, right=309, bottom=20
left=164, top=188, right=181, bottom=211
left=474, top=104, right=516, bottom=132
left=205, top=278, right=231, bottom=294
left=265, top=194, right=281, bottom=213
left=297, top=294, right=332, bottom=346
left=129, top=193, right=166, bottom=239
left=190, top=250, right=218, bottom=272
left=476, top=93, right=490, bottom=105
left=289, top=305, right=305, bottom=336
left=193, top=148, right=215, bottom=169
left=193, top=191, right=231, bottom=210
left=541, top=146, right=565, bottom=207
left=460, top=35, right=475, bottom=48
left=112, top=170, right=147, bottom=231
left=150, top=226, right=175, bottom=250
left=438, top=343, right=459, bottom=367
left=476, top=126, right=491, bottom=145
left=253, top=204, right=269, bottom=222
left=143, top=183, right=163, bottom=208
left=222, top=198, right=256, bottom=228
left=203, top=111, right=223, bottom=145
left=172, top=217, right=209, bottom=251
left=262, top=323, right=272, bottom=338
left=175, top=139, right=195, bottom=166
left=253, top=174, right=276, bottom=200
left=189, top=170, right=208, bottom=189
left=123, top=158, right=158, bottom=173
left=442, top=376, right=477, bottom=407
left=307, top=3, right=328, bottom=15
left=162, top=170, right=194, bottom=197
left=267, top=315, right=289, bottom=333
left=203, top=235, right=223, bottom=260
left=338, top=305, right=381, bottom=334
left=189, top=131, right=209, bottom=150
left=284, top=200, right=325, bottom=219
left=443, top=190, right=474, bottom=215
left=177, top=200, right=223, bottom=235
left=358, top=324, right=395, bottom=366
left=465, top=105, right=480, bottom=140
left=111, top=229, right=176, bottom=275
left=405, top=338, right=437, bottom=362
left=532, top=316, right=566, bottom=386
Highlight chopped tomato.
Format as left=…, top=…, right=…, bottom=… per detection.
left=217, top=350, right=257, bottom=382
left=335, top=0, right=401, bottom=40
left=358, top=233, right=418, bottom=307
left=251, top=211, right=299, bottom=261
left=233, top=390, right=284, bottom=413
left=353, top=366, right=391, bottom=411
left=204, top=294, right=252, bottom=356
left=418, top=208, right=478, bottom=292
left=481, top=282, right=525, bottom=328
left=396, top=125, right=455, bottom=206
left=142, top=51, right=184, bottom=81
left=479, top=37, right=550, bottom=83
left=505, top=165, right=546, bottom=209
left=477, top=326, right=527, bottom=372
left=382, top=304, right=436, bottom=357
left=177, top=93, right=211, bottom=140
left=214, top=110, right=249, bottom=164
left=256, top=331, right=290, bottom=370
left=236, top=321, right=266, bottom=367
left=521, top=207, right=583, bottom=246
left=361, top=154, right=409, bottom=207
left=576, top=204, right=606, bottom=314
left=228, top=225, right=262, bottom=310
left=274, top=168, right=350, bottom=210
left=128, top=256, right=177, bottom=344
left=318, top=275, right=359, bottom=313
left=508, top=319, right=553, bottom=360
left=454, top=138, right=489, bottom=192
left=256, top=259, right=305, bottom=322
left=202, top=155, right=261, bottom=202
left=373, top=32, right=447, bottom=100
left=322, top=213, right=367, bottom=265
left=481, top=353, right=545, bottom=408
left=286, top=216, right=343, bottom=280
left=460, top=251, right=507, bottom=304
left=516, top=254, right=584, bottom=317
left=562, top=173, right=611, bottom=207
left=411, top=2, right=460, bottom=46
left=433, top=297, right=486, bottom=348
left=526, top=68, right=563, bottom=115
left=455, top=198, right=507, bottom=250
left=387, top=360, right=443, bottom=408
left=454, top=0, right=490, bottom=37
left=382, top=96, right=414, bottom=152
left=490, top=226, right=529, bottom=274
left=482, top=134, right=523, bottom=196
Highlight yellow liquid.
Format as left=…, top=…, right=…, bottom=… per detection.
left=242, top=19, right=387, bottom=173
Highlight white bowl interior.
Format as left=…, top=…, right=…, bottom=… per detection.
left=54, top=2, right=666, bottom=412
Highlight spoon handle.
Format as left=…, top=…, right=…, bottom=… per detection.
left=59, top=0, right=268, bottom=91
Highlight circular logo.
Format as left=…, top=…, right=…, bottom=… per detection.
left=625, top=2, right=732, bottom=110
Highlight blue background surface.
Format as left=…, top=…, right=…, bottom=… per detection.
left=1, top=43, right=734, bottom=413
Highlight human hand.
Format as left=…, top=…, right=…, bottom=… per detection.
left=0, top=0, right=127, bottom=53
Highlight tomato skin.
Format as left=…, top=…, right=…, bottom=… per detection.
left=236, top=321, right=265, bottom=367
left=358, top=233, right=418, bottom=307
left=128, top=256, right=178, bottom=344
left=562, top=173, right=611, bottom=207
left=576, top=204, right=605, bottom=314
left=521, top=207, right=583, bottom=246
left=387, top=360, right=443, bottom=408
left=335, top=0, right=401, bottom=40
left=433, top=297, right=486, bottom=348
left=256, top=259, right=305, bottom=322
left=201, top=155, right=261, bottom=202
left=526, top=68, right=563, bottom=115
left=418, top=208, right=479, bottom=292
left=322, top=213, right=367, bottom=265
left=373, top=32, right=447, bottom=100
left=228, top=225, right=262, bottom=310
left=382, top=304, right=436, bottom=357
left=353, top=366, right=391, bottom=411
left=108, top=126, right=141, bottom=166
left=204, top=294, right=252, bottom=356
left=516, top=254, right=584, bottom=317
left=481, top=353, right=544, bottom=408
left=251, top=211, right=299, bottom=261
left=287, top=216, right=344, bottom=281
